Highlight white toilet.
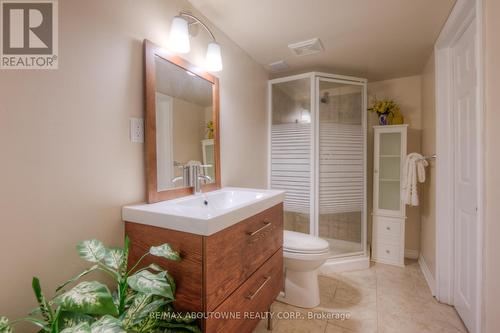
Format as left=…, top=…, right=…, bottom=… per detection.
left=278, top=230, right=330, bottom=308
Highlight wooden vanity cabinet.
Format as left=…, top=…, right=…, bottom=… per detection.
left=125, top=203, right=284, bottom=332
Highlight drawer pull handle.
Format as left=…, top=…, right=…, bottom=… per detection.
left=386, top=250, right=390, bottom=254
left=246, top=276, right=271, bottom=300
left=247, top=221, right=272, bottom=237
left=386, top=227, right=391, bottom=231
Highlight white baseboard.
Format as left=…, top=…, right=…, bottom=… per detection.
left=404, top=248, right=419, bottom=259
left=418, top=255, right=436, bottom=296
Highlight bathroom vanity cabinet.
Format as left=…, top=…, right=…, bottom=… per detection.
left=124, top=203, right=284, bottom=333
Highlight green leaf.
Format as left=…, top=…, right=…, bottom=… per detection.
left=60, top=322, right=90, bottom=333
left=122, top=293, right=151, bottom=329
left=127, top=271, right=174, bottom=300
left=50, top=308, right=61, bottom=333
left=89, top=315, right=125, bottom=333
left=21, top=317, right=47, bottom=330
left=149, top=244, right=180, bottom=262
left=28, top=307, right=42, bottom=316
left=147, top=263, right=163, bottom=272
left=0, top=316, right=12, bottom=333
left=32, top=277, right=53, bottom=323
left=165, top=271, right=176, bottom=297
left=122, top=293, right=167, bottom=328
left=53, top=281, right=119, bottom=316
left=129, top=315, right=158, bottom=333
left=132, top=298, right=167, bottom=325
left=56, top=265, right=99, bottom=293
left=77, top=240, right=106, bottom=263
left=58, top=312, right=94, bottom=330
left=104, top=248, right=124, bottom=270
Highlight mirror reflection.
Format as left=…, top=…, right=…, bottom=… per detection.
left=155, top=56, right=215, bottom=191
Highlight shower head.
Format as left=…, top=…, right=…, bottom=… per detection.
left=320, top=92, right=330, bottom=104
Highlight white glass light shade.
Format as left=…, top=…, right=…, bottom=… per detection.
left=205, top=42, right=223, bottom=72
left=167, top=16, right=190, bottom=53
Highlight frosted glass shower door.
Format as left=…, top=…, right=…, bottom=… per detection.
left=270, top=76, right=313, bottom=234
left=317, top=78, right=366, bottom=258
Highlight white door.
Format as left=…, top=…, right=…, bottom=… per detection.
left=452, top=19, right=479, bottom=332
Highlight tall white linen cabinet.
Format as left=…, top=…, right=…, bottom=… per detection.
left=372, top=125, right=408, bottom=266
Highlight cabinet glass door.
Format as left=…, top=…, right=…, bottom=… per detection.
left=378, top=132, right=401, bottom=211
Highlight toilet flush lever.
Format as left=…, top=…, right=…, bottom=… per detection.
left=247, top=220, right=272, bottom=237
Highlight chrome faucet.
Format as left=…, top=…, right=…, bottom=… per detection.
left=188, top=165, right=212, bottom=195
left=171, top=164, right=212, bottom=194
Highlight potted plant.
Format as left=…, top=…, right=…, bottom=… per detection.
left=368, top=99, right=404, bottom=125
left=0, top=237, right=200, bottom=333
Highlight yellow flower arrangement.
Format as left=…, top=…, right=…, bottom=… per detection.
left=206, top=120, right=214, bottom=139
left=368, top=99, right=404, bottom=125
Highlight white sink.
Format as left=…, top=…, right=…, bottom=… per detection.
left=122, top=187, right=286, bottom=236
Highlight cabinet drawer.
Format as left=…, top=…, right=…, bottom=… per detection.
left=373, top=242, right=400, bottom=263
left=205, top=249, right=283, bottom=333
left=375, top=217, right=402, bottom=242
left=204, top=203, right=283, bottom=311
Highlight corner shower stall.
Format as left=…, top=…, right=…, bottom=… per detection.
left=269, top=72, right=368, bottom=271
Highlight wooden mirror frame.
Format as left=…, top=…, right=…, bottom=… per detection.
left=144, top=39, right=221, bottom=203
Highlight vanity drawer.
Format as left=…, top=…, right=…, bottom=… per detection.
left=373, top=242, right=400, bottom=263
left=204, top=203, right=283, bottom=311
left=375, top=216, right=402, bottom=243
left=205, top=249, right=283, bottom=333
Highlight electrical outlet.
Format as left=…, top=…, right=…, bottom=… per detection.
left=130, top=117, right=144, bottom=143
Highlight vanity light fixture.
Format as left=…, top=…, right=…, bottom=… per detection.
left=167, top=11, right=223, bottom=72
left=167, top=15, right=191, bottom=53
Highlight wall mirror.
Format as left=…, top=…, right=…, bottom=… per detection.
left=144, top=40, right=220, bottom=203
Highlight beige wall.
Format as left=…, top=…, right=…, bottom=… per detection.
left=0, top=0, right=268, bottom=322
left=367, top=75, right=422, bottom=252
left=484, top=0, right=500, bottom=331
left=420, top=52, right=436, bottom=278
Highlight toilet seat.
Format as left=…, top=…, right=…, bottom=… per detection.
left=283, top=230, right=330, bottom=254
left=283, top=249, right=330, bottom=261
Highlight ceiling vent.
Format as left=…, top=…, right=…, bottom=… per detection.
left=288, top=38, right=324, bottom=57
left=269, top=60, right=289, bottom=72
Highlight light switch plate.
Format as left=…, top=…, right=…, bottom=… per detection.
left=130, top=117, right=144, bottom=143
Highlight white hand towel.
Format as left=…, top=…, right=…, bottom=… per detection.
left=402, top=153, right=428, bottom=206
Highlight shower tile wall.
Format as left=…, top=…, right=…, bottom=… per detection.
left=283, top=212, right=310, bottom=234
left=284, top=211, right=361, bottom=243
left=319, top=212, right=362, bottom=243
left=319, top=91, right=362, bottom=124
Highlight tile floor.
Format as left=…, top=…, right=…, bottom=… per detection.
left=254, top=260, right=467, bottom=333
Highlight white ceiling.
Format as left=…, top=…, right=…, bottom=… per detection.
left=188, top=0, right=455, bottom=81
